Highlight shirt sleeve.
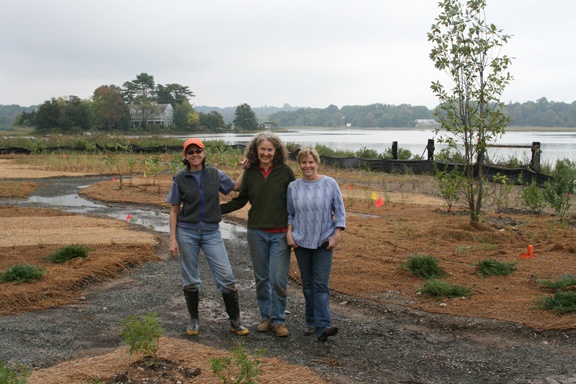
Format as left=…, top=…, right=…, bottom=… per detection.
left=165, top=178, right=181, bottom=205
left=330, top=177, right=346, bottom=229
left=218, top=169, right=236, bottom=195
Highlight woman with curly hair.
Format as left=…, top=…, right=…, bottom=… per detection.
left=221, top=132, right=295, bottom=337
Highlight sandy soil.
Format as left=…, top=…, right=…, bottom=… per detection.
left=1, top=158, right=576, bottom=383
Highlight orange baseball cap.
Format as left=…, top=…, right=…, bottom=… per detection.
left=183, top=138, right=204, bottom=151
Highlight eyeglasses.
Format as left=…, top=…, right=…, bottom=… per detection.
left=186, top=149, right=204, bottom=155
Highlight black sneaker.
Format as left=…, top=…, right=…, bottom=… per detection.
left=316, top=326, right=338, bottom=342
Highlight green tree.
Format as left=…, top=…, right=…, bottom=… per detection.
left=233, top=103, right=258, bottom=131
left=428, top=0, right=513, bottom=222
left=35, top=98, right=62, bottom=132
left=156, top=83, right=195, bottom=106
left=173, top=98, right=198, bottom=130
left=200, top=111, right=227, bottom=132
left=60, top=96, right=93, bottom=133
left=122, top=73, right=157, bottom=128
left=92, top=85, right=130, bottom=131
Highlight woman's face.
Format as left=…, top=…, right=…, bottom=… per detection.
left=184, top=145, right=205, bottom=169
left=257, top=140, right=275, bottom=168
left=299, top=154, right=318, bottom=179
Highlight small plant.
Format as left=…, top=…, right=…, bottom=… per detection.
left=420, top=279, right=471, bottom=298
left=0, top=360, right=31, bottom=384
left=538, top=274, right=576, bottom=291
left=211, top=341, right=265, bottom=384
left=45, top=244, right=89, bottom=263
left=403, top=254, right=446, bottom=279
left=537, top=291, right=576, bottom=315
left=521, top=180, right=546, bottom=214
left=119, top=312, right=165, bottom=359
left=543, top=158, right=576, bottom=224
left=477, top=259, right=517, bottom=278
left=0, top=263, right=46, bottom=284
left=435, top=165, right=463, bottom=212
left=489, top=173, right=512, bottom=212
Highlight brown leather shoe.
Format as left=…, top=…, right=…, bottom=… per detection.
left=256, top=319, right=272, bottom=332
left=272, top=323, right=290, bottom=337
left=304, top=327, right=316, bottom=336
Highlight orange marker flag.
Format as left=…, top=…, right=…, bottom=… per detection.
left=375, top=196, right=384, bottom=207
left=126, top=214, right=131, bottom=220
left=112, top=177, right=116, bottom=181
left=347, top=184, right=352, bottom=190
left=121, top=199, right=125, bottom=204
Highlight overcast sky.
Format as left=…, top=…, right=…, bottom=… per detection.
left=1, top=0, right=574, bottom=109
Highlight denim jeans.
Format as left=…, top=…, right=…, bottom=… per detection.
left=176, top=227, right=236, bottom=293
left=246, top=229, right=291, bottom=325
left=294, top=244, right=333, bottom=337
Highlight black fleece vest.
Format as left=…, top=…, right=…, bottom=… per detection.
left=174, top=166, right=222, bottom=224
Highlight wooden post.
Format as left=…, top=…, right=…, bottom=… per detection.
left=427, top=139, right=435, bottom=160
left=530, top=142, right=541, bottom=172
left=392, top=141, right=398, bottom=160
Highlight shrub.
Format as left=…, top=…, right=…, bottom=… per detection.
left=477, top=259, right=517, bottom=278
left=0, top=360, right=31, bottom=384
left=0, top=263, right=45, bottom=284
left=538, top=291, right=576, bottom=315
left=119, top=312, right=165, bottom=358
left=521, top=180, right=546, bottom=214
left=544, top=158, right=576, bottom=223
left=435, top=165, right=463, bottom=212
left=211, top=341, right=265, bottom=384
left=538, top=274, right=576, bottom=291
left=403, top=254, right=446, bottom=279
left=421, top=280, right=471, bottom=298
left=45, top=244, right=89, bottom=263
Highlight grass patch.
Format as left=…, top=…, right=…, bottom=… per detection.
left=476, top=259, right=517, bottom=278
left=420, top=279, right=471, bottom=298
left=0, top=360, right=31, bottom=384
left=538, top=291, right=576, bottom=315
left=0, top=263, right=46, bottom=284
left=45, top=244, right=90, bottom=264
left=402, top=254, right=446, bottom=279
left=538, top=274, right=576, bottom=291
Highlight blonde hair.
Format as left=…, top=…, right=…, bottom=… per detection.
left=297, top=147, right=320, bottom=165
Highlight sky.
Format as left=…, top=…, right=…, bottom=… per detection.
left=1, top=0, right=575, bottom=110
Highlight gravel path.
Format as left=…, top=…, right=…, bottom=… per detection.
left=2, top=178, right=576, bottom=383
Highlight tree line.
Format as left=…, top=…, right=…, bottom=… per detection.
left=6, top=73, right=260, bottom=134
left=2, top=78, right=575, bottom=133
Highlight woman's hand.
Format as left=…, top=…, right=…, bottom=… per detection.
left=286, top=232, right=298, bottom=249
left=169, top=239, right=180, bottom=260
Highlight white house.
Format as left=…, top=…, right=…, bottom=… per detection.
left=129, top=103, right=174, bottom=127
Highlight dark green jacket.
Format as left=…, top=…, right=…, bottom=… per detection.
left=221, top=163, right=295, bottom=229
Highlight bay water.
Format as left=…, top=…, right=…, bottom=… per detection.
left=184, top=128, right=575, bottom=167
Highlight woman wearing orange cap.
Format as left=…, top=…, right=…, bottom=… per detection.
left=166, top=137, right=249, bottom=336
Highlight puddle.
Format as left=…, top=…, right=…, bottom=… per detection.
left=1, top=179, right=246, bottom=238
left=28, top=194, right=106, bottom=208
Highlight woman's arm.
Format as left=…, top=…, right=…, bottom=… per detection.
left=169, top=204, right=180, bottom=259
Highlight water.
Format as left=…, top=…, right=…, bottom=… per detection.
left=185, top=129, right=575, bottom=166
left=5, top=183, right=245, bottom=239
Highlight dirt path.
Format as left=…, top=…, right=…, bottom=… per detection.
left=1, top=161, right=576, bottom=383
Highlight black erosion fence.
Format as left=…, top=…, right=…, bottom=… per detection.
left=1, top=140, right=551, bottom=186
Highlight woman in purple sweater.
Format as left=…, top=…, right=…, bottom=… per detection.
left=286, top=147, right=346, bottom=342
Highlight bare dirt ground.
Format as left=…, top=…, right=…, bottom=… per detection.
left=1, top=158, right=576, bottom=383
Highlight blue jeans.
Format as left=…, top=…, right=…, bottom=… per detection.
left=294, top=244, right=333, bottom=337
left=176, top=227, right=236, bottom=293
left=247, top=229, right=290, bottom=326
